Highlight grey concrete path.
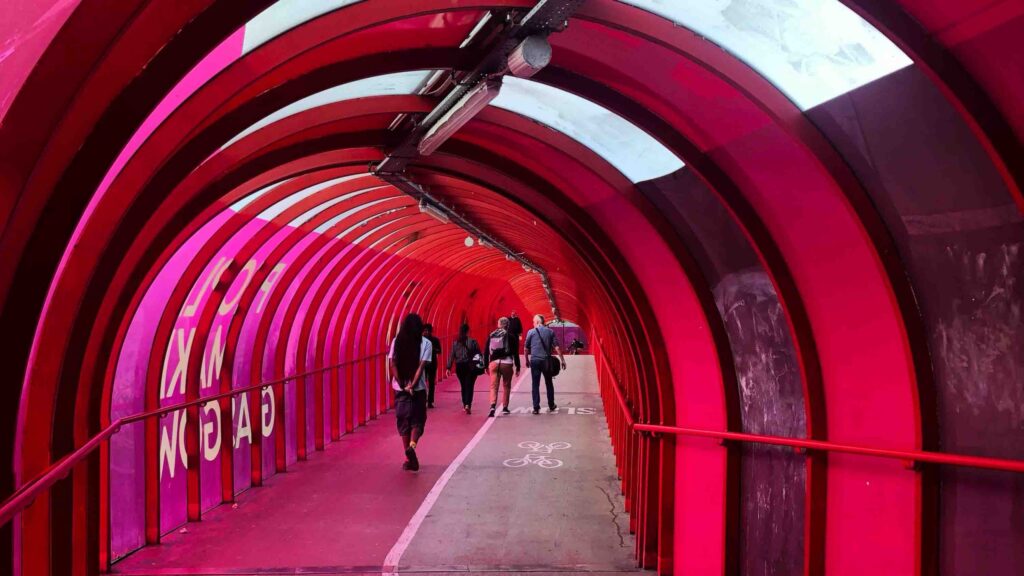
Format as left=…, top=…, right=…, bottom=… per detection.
left=398, top=355, right=637, bottom=573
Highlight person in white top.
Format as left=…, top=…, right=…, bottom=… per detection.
left=483, top=317, right=520, bottom=417
left=388, top=313, right=432, bottom=471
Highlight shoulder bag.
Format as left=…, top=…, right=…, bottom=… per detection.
left=470, top=339, right=486, bottom=376
left=544, top=331, right=561, bottom=377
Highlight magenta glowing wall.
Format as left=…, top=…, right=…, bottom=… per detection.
left=110, top=210, right=298, bottom=559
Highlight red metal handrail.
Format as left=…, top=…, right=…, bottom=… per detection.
left=633, top=423, right=1024, bottom=474
left=594, top=341, right=1024, bottom=474
left=0, top=351, right=389, bottom=527
left=604, top=360, right=635, bottom=428
left=594, top=339, right=634, bottom=427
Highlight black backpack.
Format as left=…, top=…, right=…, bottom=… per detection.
left=470, top=339, right=485, bottom=376
left=457, top=339, right=485, bottom=376
left=489, top=330, right=511, bottom=360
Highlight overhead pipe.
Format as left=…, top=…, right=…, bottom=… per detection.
left=372, top=0, right=582, bottom=321
left=379, top=172, right=561, bottom=319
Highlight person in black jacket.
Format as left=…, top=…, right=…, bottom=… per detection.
left=422, top=323, right=442, bottom=408
left=446, top=324, right=481, bottom=414
left=508, top=310, right=524, bottom=340
left=483, top=317, right=520, bottom=417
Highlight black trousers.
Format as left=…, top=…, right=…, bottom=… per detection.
left=455, top=363, right=477, bottom=407
left=424, top=361, right=438, bottom=404
left=530, top=357, right=556, bottom=410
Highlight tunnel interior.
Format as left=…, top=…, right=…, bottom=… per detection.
left=1, top=1, right=1023, bottom=575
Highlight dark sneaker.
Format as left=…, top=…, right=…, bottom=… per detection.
left=488, top=408, right=496, bottom=418
left=532, top=408, right=540, bottom=415
left=548, top=405, right=558, bottom=413
left=405, top=446, right=419, bottom=471
left=502, top=407, right=511, bottom=415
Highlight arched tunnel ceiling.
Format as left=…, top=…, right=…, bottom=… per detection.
left=0, top=1, right=1023, bottom=576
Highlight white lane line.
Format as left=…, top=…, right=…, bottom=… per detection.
left=382, top=366, right=530, bottom=576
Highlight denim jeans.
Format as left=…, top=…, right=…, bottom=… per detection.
left=529, top=357, right=555, bottom=410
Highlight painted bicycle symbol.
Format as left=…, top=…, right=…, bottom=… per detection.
left=503, top=441, right=572, bottom=469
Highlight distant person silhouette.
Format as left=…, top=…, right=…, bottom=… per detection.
left=508, top=310, right=524, bottom=339
left=422, top=323, right=442, bottom=408
left=569, top=337, right=583, bottom=355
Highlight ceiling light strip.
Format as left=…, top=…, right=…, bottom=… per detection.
left=380, top=172, right=560, bottom=320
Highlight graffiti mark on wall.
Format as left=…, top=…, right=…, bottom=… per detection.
left=935, top=243, right=1022, bottom=424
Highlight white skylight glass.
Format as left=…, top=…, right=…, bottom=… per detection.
left=242, top=0, right=363, bottom=54
left=618, top=0, right=912, bottom=109
left=256, top=174, right=364, bottom=222
left=241, top=171, right=378, bottom=225
left=313, top=194, right=392, bottom=234
left=223, top=70, right=434, bottom=148
left=287, top=194, right=352, bottom=228
left=354, top=215, right=414, bottom=245
left=491, top=77, right=684, bottom=183
left=229, top=179, right=291, bottom=212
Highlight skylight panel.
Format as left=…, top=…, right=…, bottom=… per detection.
left=491, top=77, right=684, bottom=183
left=223, top=71, right=433, bottom=148
left=242, top=0, right=363, bottom=54
left=618, top=0, right=912, bottom=109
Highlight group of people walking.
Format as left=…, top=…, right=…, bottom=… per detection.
left=387, top=311, right=567, bottom=471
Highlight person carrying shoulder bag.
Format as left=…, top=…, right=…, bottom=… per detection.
left=523, top=314, right=566, bottom=414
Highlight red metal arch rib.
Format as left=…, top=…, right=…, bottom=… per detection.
left=4, top=1, right=1011, bottom=569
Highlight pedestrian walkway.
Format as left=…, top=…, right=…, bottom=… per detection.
left=113, top=356, right=638, bottom=575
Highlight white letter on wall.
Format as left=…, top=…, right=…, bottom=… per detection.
left=202, top=401, right=221, bottom=461
left=219, top=259, right=258, bottom=315
left=160, top=328, right=195, bottom=400
left=159, top=410, right=189, bottom=479
left=234, top=392, right=252, bottom=449
left=261, top=387, right=275, bottom=436
left=255, top=263, right=287, bottom=314
left=199, top=326, right=226, bottom=390
left=182, top=257, right=232, bottom=318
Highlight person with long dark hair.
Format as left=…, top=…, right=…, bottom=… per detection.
left=446, top=323, right=482, bottom=414
left=388, top=313, right=432, bottom=471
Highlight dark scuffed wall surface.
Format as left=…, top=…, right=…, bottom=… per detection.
left=810, top=65, right=1024, bottom=575
left=716, top=270, right=807, bottom=576
left=640, top=170, right=806, bottom=576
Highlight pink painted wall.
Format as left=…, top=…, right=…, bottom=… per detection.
left=110, top=211, right=229, bottom=557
